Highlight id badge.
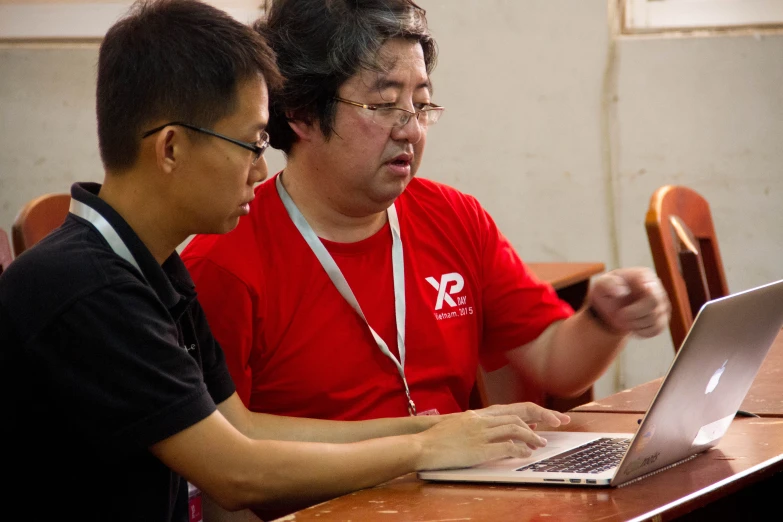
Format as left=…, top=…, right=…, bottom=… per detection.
left=188, top=482, right=202, bottom=522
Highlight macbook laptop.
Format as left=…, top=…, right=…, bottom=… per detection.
left=419, top=278, right=783, bottom=487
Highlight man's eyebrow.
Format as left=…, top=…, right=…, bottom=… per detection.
left=369, top=76, right=432, bottom=94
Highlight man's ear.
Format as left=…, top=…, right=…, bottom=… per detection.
left=286, top=111, right=316, bottom=142
left=153, top=127, right=181, bottom=175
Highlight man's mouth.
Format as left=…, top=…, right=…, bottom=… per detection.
left=387, top=153, right=413, bottom=167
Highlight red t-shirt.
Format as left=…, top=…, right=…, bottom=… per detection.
left=182, top=175, right=573, bottom=420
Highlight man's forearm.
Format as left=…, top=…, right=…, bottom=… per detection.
left=217, top=392, right=441, bottom=443
left=245, top=411, right=441, bottom=442
left=507, top=312, right=628, bottom=398
left=233, top=435, right=422, bottom=510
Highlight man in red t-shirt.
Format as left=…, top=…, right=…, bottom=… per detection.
left=182, top=0, right=670, bottom=422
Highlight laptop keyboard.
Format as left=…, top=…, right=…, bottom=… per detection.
left=516, top=437, right=631, bottom=474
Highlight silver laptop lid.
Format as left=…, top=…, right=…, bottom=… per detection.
left=613, top=278, right=783, bottom=486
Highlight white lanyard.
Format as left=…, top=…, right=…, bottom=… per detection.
left=276, top=176, right=416, bottom=415
left=69, top=198, right=143, bottom=274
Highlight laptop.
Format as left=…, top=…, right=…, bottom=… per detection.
left=419, top=278, right=783, bottom=487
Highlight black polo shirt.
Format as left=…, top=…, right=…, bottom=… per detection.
left=0, top=182, right=235, bottom=522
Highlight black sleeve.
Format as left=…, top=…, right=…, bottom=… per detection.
left=0, top=298, right=19, bottom=368
left=31, top=281, right=218, bottom=449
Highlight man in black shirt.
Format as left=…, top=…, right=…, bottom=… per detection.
left=0, top=1, right=570, bottom=520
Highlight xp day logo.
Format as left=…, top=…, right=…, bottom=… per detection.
left=425, top=272, right=465, bottom=310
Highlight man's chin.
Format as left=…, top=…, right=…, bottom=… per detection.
left=202, top=218, right=240, bottom=236
left=374, top=177, right=411, bottom=205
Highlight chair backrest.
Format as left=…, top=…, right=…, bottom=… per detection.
left=11, top=193, right=71, bottom=257
left=0, top=227, right=12, bottom=275
left=645, top=185, right=729, bottom=351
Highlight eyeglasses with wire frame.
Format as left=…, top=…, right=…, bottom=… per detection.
left=141, top=122, right=270, bottom=164
left=334, top=97, right=445, bottom=128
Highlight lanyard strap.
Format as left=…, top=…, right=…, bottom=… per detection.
left=276, top=176, right=416, bottom=415
left=69, top=199, right=145, bottom=278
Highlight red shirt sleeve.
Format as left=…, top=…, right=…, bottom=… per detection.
left=475, top=204, right=574, bottom=371
left=183, top=255, right=257, bottom=406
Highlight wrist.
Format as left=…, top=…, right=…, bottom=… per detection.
left=408, top=432, right=430, bottom=471
left=585, top=304, right=624, bottom=336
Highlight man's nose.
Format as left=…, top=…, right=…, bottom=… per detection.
left=251, top=156, right=268, bottom=184
left=391, top=113, right=424, bottom=144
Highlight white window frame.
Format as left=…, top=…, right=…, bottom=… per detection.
left=0, top=2, right=262, bottom=41
left=623, top=0, right=783, bottom=33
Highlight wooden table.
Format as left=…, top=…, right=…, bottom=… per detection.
left=472, top=262, right=606, bottom=412
left=572, top=329, right=783, bottom=417
left=528, top=261, right=605, bottom=310
left=275, top=411, right=783, bottom=521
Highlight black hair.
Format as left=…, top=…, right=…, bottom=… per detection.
left=255, top=0, right=437, bottom=153
left=97, top=0, right=282, bottom=171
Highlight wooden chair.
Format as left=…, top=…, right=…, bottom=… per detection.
left=11, top=193, right=71, bottom=257
left=0, top=227, right=12, bottom=275
left=645, top=185, right=729, bottom=351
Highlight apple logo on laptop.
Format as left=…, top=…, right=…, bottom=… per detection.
left=705, top=359, right=728, bottom=394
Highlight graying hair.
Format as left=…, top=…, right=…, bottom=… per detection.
left=255, top=0, right=437, bottom=153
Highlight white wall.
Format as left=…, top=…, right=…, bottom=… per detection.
left=0, top=47, right=103, bottom=224
left=1, top=0, right=781, bottom=398
left=613, top=31, right=783, bottom=387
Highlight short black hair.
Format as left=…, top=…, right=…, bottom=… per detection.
left=255, top=0, right=437, bottom=153
left=97, top=0, right=282, bottom=171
